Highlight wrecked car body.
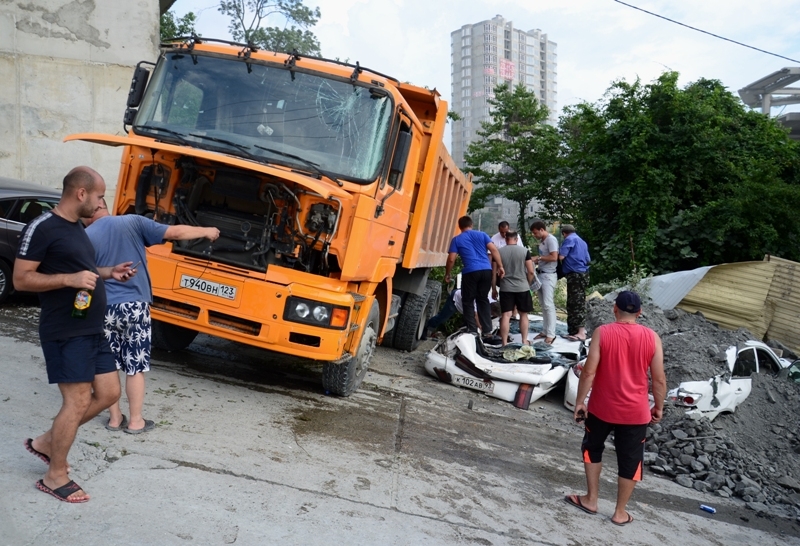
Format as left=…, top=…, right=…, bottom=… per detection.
left=425, top=326, right=583, bottom=409
left=667, top=340, right=794, bottom=420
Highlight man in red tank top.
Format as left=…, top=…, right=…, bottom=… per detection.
left=564, top=291, right=666, bottom=525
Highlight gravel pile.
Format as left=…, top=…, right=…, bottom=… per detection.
left=585, top=297, right=800, bottom=518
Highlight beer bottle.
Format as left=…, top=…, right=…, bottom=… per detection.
left=72, top=289, right=93, bottom=319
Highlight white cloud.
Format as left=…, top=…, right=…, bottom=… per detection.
left=170, top=0, right=800, bottom=119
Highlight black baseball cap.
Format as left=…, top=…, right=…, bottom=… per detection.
left=615, top=291, right=642, bottom=313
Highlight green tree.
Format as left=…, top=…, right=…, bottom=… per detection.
left=464, top=83, right=560, bottom=247
left=558, top=71, right=800, bottom=283
left=160, top=11, right=199, bottom=41
left=219, top=0, right=321, bottom=55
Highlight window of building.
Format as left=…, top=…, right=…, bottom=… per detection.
left=462, top=77, right=470, bottom=87
left=461, top=57, right=471, bottom=67
left=462, top=36, right=471, bottom=47
left=462, top=67, right=471, bottom=78
left=463, top=98, right=471, bottom=107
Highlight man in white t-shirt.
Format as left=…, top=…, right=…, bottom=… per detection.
left=491, top=220, right=525, bottom=249
left=530, top=219, right=559, bottom=344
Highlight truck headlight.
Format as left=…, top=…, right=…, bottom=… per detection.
left=284, top=296, right=349, bottom=330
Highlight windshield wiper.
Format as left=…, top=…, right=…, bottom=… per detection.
left=133, top=124, right=192, bottom=146
left=253, top=144, right=342, bottom=185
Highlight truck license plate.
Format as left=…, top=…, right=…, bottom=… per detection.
left=179, top=274, right=237, bottom=300
left=452, top=374, right=494, bottom=393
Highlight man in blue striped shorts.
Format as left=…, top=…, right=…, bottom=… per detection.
left=86, top=201, right=219, bottom=434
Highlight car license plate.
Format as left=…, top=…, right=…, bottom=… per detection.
left=452, top=374, right=494, bottom=393
left=179, top=274, right=237, bottom=300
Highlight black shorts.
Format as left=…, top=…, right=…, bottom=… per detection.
left=41, top=333, right=117, bottom=384
left=581, top=412, right=647, bottom=481
left=499, top=290, right=534, bottom=313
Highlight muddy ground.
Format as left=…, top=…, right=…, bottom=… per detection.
left=0, top=293, right=798, bottom=545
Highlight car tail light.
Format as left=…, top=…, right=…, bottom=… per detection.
left=668, top=388, right=702, bottom=407
left=572, top=363, right=584, bottom=377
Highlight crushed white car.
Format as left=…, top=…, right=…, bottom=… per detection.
left=425, top=326, right=584, bottom=409
left=564, top=339, right=791, bottom=419
left=667, top=340, right=795, bottom=421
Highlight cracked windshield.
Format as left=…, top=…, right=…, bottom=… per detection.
left=134, top=53, right=392, bottom=182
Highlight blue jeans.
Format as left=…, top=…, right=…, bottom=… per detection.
left=426, top=289, right=458, bottom=332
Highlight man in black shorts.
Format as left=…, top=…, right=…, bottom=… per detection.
left=491, top=231, right=534, bottom=346
left=564, top=291, right=666, bottom=525
left=14, top=166, right=136, bottom=503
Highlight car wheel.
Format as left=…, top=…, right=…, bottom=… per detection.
left=0, top=260, right=13, bottom=304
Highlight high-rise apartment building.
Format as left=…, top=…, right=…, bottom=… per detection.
left=449, top=15, right=557, bottom=228
left=451, top=15, right=557, bottom=167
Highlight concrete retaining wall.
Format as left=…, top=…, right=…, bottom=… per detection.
left=0, top=1, right=159, bottom=194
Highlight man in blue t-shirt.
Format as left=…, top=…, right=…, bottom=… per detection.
left=85, top=202, right=219, bottom=434
left=559, top=224, right=591, bottom=341
left=14, top=166, right=136, bottom=503
left=444, top=216, right=504, bottom=339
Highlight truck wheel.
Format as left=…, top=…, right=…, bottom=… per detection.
left=151, top=319, right=198, bottom=351
left=392, top=280, right=442, bottom=352
left=322, top=300, right=379, bottom=396
left=0, top=260, right=12, bottom=304
left=380, top=326, right=396, bottom=348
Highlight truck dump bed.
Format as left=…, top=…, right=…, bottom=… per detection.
left=396, top=83, right=472, bottom=270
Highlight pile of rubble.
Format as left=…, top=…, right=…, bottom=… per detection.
left=646, top=409, right=800, bottom=519
left=585, top=298, right=800, bottom=519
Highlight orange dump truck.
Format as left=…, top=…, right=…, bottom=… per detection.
left=67, top=38, right=471, bottom=396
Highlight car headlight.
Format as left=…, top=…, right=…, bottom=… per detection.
left=284, top=296, right=349, bottom=330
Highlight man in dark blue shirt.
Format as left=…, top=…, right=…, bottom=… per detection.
left=14, top=166, right=135, bottom=503
left=444, top=216, right=504, bottom=340
left=559, top=224, right=591, bottom=341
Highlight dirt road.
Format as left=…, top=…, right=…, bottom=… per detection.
left=0, top=296, right=797, bottom=545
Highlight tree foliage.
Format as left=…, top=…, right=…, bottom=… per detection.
left=160, top=11, right=199, bottom=42
left=219, top=0, right=321, bottom=55
left=557, top=71, right=800, bottom=283
left=464, top=83, right=560, bottom=246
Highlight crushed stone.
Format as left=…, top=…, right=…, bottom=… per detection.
left=585, top=298, right=800, bottom=517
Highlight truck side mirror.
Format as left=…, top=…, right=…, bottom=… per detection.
left=390, top=129, right=412, bottom=180
left=127, top=65, right=151, bottom=108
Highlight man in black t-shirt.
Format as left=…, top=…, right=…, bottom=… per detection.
left=14, top=166, right=136, bottom=504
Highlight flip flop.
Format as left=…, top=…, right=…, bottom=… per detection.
left=105, top=414, right=128, bottom=432
left=24, top=438, right=50, bottom=465
left=545, top=337, right=556, bottom=344
left=35, top=479, right=89, bottom=503
left=565, top=335, right=587, bottom=342
left=533, top=333, right=547, bottom=340
left=611, top=513, right=634, bottom=526
left=564, top=494, right=597, bottom=515
left=125, top=419, right=155, bottom=435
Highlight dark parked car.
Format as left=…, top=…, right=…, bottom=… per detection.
left=0, top=176, right=61, bottom=303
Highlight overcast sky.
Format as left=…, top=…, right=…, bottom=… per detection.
left=169, top=0, right=800, bottom=127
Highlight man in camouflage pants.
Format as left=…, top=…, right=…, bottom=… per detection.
left=559, top=224, right=591, bottom=341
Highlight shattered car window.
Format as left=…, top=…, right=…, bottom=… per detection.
left=732, top=348, right=757, bottom=377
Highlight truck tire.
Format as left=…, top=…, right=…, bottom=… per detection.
left=322, top=300, right=379, bottom=396
left=392, top=280, right=442, bottom=352
left=151, top=319, right=199, bottom=352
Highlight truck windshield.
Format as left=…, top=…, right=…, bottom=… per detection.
left=134, top=52, right=393, bottom=182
